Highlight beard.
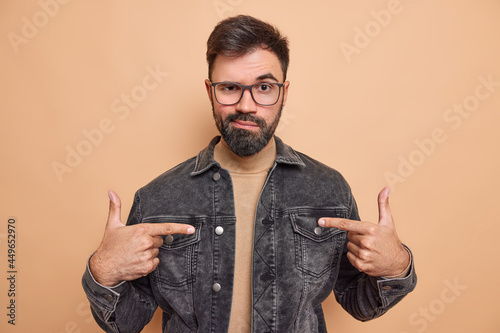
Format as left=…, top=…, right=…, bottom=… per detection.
left=212, top=102, right=283, bottom=157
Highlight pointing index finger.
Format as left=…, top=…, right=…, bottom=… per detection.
left=318, top=218, right=370, bottom=234
left=144, top=223, right=195, bottom=236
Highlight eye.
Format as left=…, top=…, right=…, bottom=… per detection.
left=217, top=83, right=241, bottom=93
left=255, top=83, right=274, bottom=93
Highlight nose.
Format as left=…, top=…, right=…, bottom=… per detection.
left=236, top=88, right=257, bottom=113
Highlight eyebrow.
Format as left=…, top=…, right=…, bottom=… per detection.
left=256, top=73, right=279, bottom=82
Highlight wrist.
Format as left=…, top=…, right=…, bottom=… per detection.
left=385, top=246, right=411, bottom=278
left=89, top=252, right=121, bottom=287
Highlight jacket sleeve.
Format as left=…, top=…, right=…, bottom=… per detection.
left=333, top=193, right=417, bottom=321
left=81, top=191, right=158, bottom=333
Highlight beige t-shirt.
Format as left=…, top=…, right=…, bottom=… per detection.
left=214, top=139, right=277, bottom=333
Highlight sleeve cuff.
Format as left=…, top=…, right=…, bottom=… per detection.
left=82, top=255, right=129, bottom=312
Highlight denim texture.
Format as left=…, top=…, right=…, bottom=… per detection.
left=82, top=136, right=417, bottom=333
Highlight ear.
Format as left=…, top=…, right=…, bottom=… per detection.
left=281, top=80, right=290, bottom=107
left=205, top=79, right=213, bottom=103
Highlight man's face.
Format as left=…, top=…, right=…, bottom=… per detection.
left=205, top=48, right=290, bottom=157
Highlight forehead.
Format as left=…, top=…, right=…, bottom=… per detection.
left=211, top=48, right=283, bottom=83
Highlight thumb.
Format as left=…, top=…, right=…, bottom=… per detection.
left=106, top=190, right=123, bottom=229
left=377, top=186, right=394, bottom=227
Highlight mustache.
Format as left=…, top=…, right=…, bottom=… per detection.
left=225, top=113, right=266, bottom=128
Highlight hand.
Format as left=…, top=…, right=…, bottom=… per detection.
left=318, top=187, right=410, bottom=277
left=89, top=190, right=195, bottom=286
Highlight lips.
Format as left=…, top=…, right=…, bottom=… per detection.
left=232, top=119, right=260, bottom=130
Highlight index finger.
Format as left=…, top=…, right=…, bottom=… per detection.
left=318, top=218, right=371, bottom=234
left=143, top=223, right=195, bottom=236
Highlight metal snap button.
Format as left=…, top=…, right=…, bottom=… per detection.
left=215, top=226, right=224, bottom=235
left=314, top=227, right=322, bottom=235
left=165, top=235, right=174, bottom=243
left=212, top=172, right=221, bottom=181
left=212, top=283, right=221, bottom=292
left=104, top=294, right=114, bottom=303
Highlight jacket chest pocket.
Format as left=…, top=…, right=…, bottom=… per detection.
left=290, top=209, right=347, bottom=278
left=142, top=216, right=204, bottom=287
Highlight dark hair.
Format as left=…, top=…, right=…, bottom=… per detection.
left=206, top=15, right=289, bottom=81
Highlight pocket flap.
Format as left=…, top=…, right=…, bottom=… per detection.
left=290, top=208, right=347, bottom=242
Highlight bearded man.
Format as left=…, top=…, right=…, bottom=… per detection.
left=82, top=15, right=416, bottom=333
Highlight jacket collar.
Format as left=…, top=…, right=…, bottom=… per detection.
left=191, top=136, right=305, bottom=176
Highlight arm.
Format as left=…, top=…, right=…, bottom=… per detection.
left=320, top=187, right=417, bottom=320
left=82, top=190, right=194, bottom=332
left=333, top=242, right=416, bottom=321
left=81, top=260, right=157, bottom=333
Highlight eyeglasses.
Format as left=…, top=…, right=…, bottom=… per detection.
left=210, top=81, right=284, bottom=106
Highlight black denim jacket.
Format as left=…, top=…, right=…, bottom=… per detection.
left=82, top=136, right=416, bottom=333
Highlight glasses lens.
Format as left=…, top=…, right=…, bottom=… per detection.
left=252, top=83, right=281, bottom=105
left=214, top=83, right=242, bottom=105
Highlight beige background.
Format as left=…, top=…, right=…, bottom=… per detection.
left=1, top=0, right=499, bottom=332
